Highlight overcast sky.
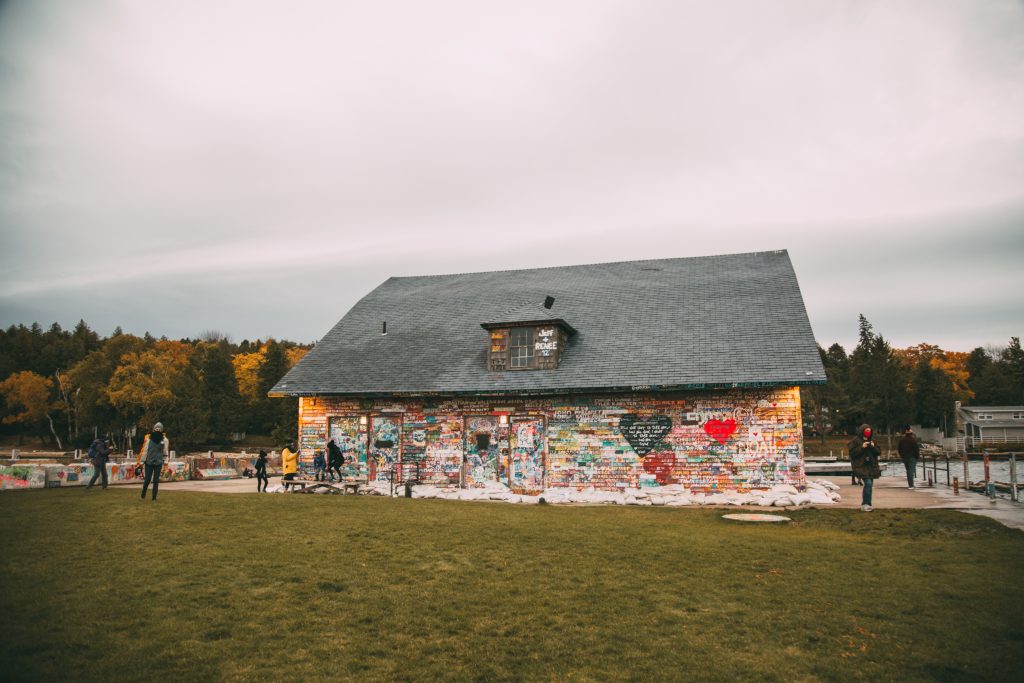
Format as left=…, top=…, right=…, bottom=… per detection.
left=1, top=0, right=1022, bottom=352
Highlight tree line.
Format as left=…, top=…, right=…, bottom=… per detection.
left=803, top=315, right=1024, bottom=444
left=1, top=317, right=1021, bottom=453
left=0, top=321, right=308, bottom=451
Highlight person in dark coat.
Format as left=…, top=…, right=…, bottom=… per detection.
left=255, top=450, right=269, bottom=492
left=849, top=424, right=882, bottom=511
left=897, top=427, right=921, bottom=489
left=86, top=437, right=111, bottom=489
left=326, top=439, right=344, bottom=481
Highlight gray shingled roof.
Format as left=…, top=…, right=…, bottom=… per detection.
left=481, top=301, right=577, bottom=334
left=271, top=250, right=826, bottom=396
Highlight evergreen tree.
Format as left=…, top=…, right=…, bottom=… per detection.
left=1000, top=337, right=1024, bottom=403
left=847, top=315, right=911, bottom=447
left=199, top=341, right=245, bottom=441
left=255, top=340, right=295, bottom=437
left=912, top=358, right=955, bottom=429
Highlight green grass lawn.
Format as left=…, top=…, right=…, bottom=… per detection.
left=1, top=489, right=1022, bottom=682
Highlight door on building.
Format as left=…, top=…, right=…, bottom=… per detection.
left=463, top=415, right=501, bottom=487
left=328, top=416, right=365, bottom=477
left=369, top=415, right=401, bottom=483
left=510, top=416, right=545, bottom=493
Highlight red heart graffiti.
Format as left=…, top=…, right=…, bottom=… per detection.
left=703, top=419, right=737, bottom=445
left=642, top=451, right=677, bottom=485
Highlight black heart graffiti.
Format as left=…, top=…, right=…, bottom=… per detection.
left=617, top=414, right=672, bottom=456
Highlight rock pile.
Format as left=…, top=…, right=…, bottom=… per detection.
left=352, top=479, right=842, bottom=506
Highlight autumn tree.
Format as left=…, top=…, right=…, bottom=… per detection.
left=0, top=371, right=62, bottom=447
left=106, top=341, right=195, bottom=445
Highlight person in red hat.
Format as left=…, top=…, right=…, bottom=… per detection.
left=849, top=424, right=881, bottom=511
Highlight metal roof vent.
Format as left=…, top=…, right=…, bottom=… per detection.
left=543, top=296, right=555, bottom=309
left=382, top=321, right=387, bottom=336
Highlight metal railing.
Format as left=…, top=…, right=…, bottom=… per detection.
left=883, top=451, right=1021, bottom=502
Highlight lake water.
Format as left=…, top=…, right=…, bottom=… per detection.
left=881, top=458, right=1022, bottom=488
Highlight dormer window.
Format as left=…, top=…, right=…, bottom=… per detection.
left=481, top=300, right=577, bottom=372
left=509, top=327, right=535, bottom=368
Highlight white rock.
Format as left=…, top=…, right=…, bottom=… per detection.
left=771, top=485, right=800, bottom=496
left=773, top=495, right=793, bottom=507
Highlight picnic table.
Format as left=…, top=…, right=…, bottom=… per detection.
left=283, top=478, right=364, bottom=494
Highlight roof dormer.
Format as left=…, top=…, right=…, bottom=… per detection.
left=481, top=300, right=576, bottom=372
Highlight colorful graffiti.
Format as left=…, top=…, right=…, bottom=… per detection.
left=464, top=415, right=501, bottom=487
left=296, top=387, right=805, bottom=494
left=510, top=417, right=545, bottom=493
left=1, top=465, right=47, bottom=490
left=329, top=416, right=367, bottom=479
left=423, top=415, right=462, bottom=486
left=369, top=416, right=401, bottom=482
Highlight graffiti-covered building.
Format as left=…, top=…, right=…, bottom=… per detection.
left=270, top=250, right=826, bottom=494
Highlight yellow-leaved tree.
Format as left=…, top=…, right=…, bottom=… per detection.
left=0, top=370, right=63, bottom=448
left=106, top=341, right=194, bottom=435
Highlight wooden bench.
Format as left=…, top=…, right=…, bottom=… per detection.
left=341, top=480, right=363, bottom=495
left=283, top=478, right=364, bottom=494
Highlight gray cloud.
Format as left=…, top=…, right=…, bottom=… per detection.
left=2, top=0, right=1022, bottom=351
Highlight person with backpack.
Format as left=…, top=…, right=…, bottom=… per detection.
left=86, top=437, right=111, bottom=490
left=254, top=450, right=270, bottom=493
left=136, top=422, right=169, bottom=501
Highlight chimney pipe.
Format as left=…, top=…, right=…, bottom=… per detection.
left=382, top=321, right=387, bottom=336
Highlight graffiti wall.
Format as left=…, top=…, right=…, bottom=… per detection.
left=1, top=465, right=47, bottom=490
left=297, top=387, right=805, bottom=493
left=1, top=460, right=193, bottom=489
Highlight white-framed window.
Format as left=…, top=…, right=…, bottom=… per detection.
left=509, top=327, right=535, bottom=369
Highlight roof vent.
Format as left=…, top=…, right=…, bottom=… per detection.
left=543, top=296, right=555, bottom=309
left=382, top=321, right=387, bottom=336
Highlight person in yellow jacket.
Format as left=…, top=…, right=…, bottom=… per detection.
left=281, top=442, right=299, bottom=489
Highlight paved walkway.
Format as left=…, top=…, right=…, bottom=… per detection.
left=819, top=474, right=1024, bottom=530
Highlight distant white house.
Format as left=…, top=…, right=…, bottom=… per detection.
left=957, top=404, right=1024, bottom=448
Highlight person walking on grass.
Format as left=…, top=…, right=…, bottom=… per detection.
left=281, top=442, right=299, bottom=489
left=255, top=450, right=269, bottom=492
left=898, top=427, right=921, bottom=490
left=849, top=424, right=882, bottom=512
left=86, top=437, right=111, bottom=490
left=137, top=422, right=169, bottom=501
